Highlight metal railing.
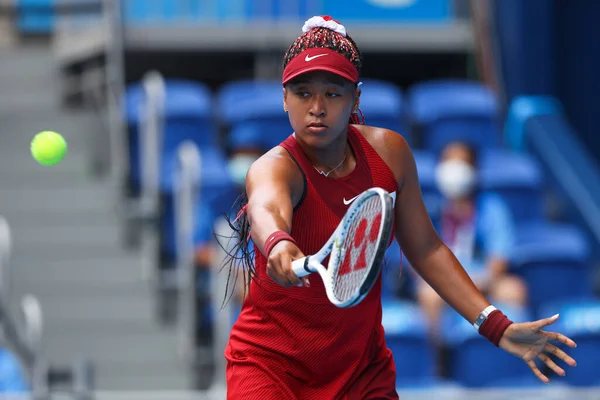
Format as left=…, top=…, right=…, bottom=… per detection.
left=0, top=216, right=94, bottom=399
left=102, top=0, right=128, bottom=186
left=208, top=217, right=237, bottom=394
left=0, top=215, right=12, bottom=301
left=175, top=141, right=202, bottom=365
left=0, top=215, right=38, bottom=375
left=173, top=139, right=238, bottom=388
left=172, top=136, right=240, bottom=392
left=137, top=70, right=166, bottom=282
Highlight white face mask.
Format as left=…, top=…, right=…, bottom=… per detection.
left=228, top=154, right=259, bottom=186
left=435, top=159, right=477, bottom=199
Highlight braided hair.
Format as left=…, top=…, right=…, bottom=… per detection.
left=283, top=26, right=365, bottom=125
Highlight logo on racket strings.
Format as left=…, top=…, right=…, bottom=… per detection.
left=338, top=214, right=382, bottom=276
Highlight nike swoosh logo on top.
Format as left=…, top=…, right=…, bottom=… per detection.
left=305, top=54, right=329, bottom=62
left=343, top=195, right=359, bottom=205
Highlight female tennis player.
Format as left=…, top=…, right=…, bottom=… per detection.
left=223, top=16, right=577, bottom=399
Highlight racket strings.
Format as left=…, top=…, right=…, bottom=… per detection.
left=332, top=196, right=384, bottom=302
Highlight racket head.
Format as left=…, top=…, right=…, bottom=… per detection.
left=325, top=187, right=394, bottom=308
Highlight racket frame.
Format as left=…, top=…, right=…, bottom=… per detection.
left=292, top=187, right=394, bottom=307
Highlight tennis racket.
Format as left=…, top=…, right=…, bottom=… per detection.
left=291, top=187, right=394, bottom=308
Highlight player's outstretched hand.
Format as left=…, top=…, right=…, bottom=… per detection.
left=498, top=314, right=577, bottom=383
left=267, top=241, right=310, bottom=288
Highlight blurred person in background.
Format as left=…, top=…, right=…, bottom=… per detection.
left=227, top=139, right=265, bottom=193
left=194, top=127, right=264, bottom=268
left=416, top=141, right=528, bottom=340
left=193, top=129, right=265, bottom=309
left=222, top=131, right=264, bottom=303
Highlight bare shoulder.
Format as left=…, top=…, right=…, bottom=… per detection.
left=250, top=146, right=294, bottom=169
left=352, top=124, right=412, bottom=183
left=352, top=124, right=411, bottom=156
left=246, top=145, right=304, bottom=202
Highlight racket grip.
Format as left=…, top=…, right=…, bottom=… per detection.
left=291, top=257, right=312, bottom=278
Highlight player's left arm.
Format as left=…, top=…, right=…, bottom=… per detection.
left=368, top=128, right=577, bottom=381
left=368, top=128, right=489, bottom=324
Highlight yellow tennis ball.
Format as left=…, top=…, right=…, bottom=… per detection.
left=31, top=131, right=67, bottom=166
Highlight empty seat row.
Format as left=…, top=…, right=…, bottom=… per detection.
left=125, top=77, right=501, bottom=157
left=382, top=299, right=600, bottom=388
left=121, top=77, right=535, bottom=265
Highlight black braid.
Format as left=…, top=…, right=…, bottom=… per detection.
left=283, top=27, right=363, bottom=74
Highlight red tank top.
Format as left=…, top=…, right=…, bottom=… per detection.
left=225, top=126, right=398, bottom=399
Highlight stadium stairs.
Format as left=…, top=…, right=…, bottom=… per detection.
left=0, top=45, right=190, bottom=391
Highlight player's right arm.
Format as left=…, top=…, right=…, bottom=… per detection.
left=246, top=148, right=308, bottom=288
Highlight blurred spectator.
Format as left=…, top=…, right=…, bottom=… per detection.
left=227, top=147, right=263, bottom=191
left=193, top=129, right=265, bottom=330
left=193, top=136, right=263, bottom=268
left=224, top=143, right=263, bottom=303
left=416, top=141, right=527, bottom=339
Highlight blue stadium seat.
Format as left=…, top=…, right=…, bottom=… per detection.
left=124, top=79, right=219, bottom=194
left=217, top=80, right=283, bottom=120
left=539, top=300, right=600, bottom=387
left=162, top=150, right=237, bottom=261
left=217, top=79, right=292, bottom=150
left=382, top=300, right=436, bottom=387
left=226, top=121, right=288, bottom=153
left=192, top=200, right=218, bottom=249
left=228, top=123, right=267, bottom=151
left=412, top=150, right=440, bottom=215
left=125, top=80, right=234, bottom=263
left=382, top=241, right=421, bottom=301
left=218, top=79, right=410, bottom=149
left=442, top=303, right=539, bottom=388
left=124, top=0, right=148, bottom=22
left=161, top=147, right=232, bottom=197
left=407, top=80, right=501, bottom=154
left=480, top=149, right=545, bottom=222
left=358, top=79, right=409, bottom=141
left=17, top=0, right=54, bottom=34
left=511, top=222, right=593, bottom=313
left=382, top=241, right=403, bottom=300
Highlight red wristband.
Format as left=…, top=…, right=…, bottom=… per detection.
left=263, top=231, right=296, bottom=257
left=479, top=310, right=514, bottom=347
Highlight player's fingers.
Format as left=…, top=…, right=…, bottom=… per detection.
left=526, top=360, right=550, bottom=384
left=267, top=257, right=292, bottom=287
left=544, top=343, right=577, bottom=367
left=538, top=353, right=565, bottom=377
left=541, top=330, right=578, bottom=348
left=289, top=250, right=310, bottom=287
left=266, top=264, right=282, bottom=286
left=282, top=257, right=302, bottom=287
left=270, top=254, right=299, bottom=288
left=532, top=314, right=560, bottom=331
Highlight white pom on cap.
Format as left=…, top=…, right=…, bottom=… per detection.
left=302, top=15, right=347, bottom=37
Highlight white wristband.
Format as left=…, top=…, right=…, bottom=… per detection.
left=473, top=305, right=497, bottom=331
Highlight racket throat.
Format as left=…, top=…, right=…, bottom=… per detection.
left=302, top=257, right=312, bottom=274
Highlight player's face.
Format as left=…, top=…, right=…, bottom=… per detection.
left=283, top=71, right=360, bottom=148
